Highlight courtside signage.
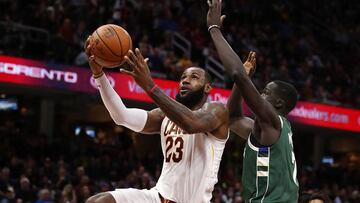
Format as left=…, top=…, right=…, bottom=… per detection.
left=0, top=55, right=359, bottom=132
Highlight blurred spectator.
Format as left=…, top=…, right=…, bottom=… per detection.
left=0, top=120, right=359, bottom=203
left=58, top=18, right=75, bottom=44
left=35, top=189, right=53, bottom=203
left=0, top=0, right=358, bottom=107
left=15, top=176, right=36, bottom=203
left=299, top=192, right=331, bottom=203
left=0, top=167, right=15, bottom=203
left=175, top=53, right=192, bottom=79
left=59, top=184, right=77, bottom=203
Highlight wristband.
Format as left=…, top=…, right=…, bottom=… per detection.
left=93, top=71, right=104, bottom=79
left=149, top=84, right=158, bottom=94
left=208, top=24, right=221, bottom=32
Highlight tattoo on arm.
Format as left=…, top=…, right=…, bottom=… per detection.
left=148, top=88, right=227, bottom=134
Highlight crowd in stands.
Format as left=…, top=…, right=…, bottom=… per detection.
left=0, top=1, right=359, bottom=202
left=1, top=121, right=360, bottom=203
left=0, top=122, right=160, bottom=203
left=0, top=0, right=359, bottom=108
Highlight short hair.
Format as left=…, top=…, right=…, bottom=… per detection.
left=204, top=70, right=213, bottom=84
left=299, top=192, right=331, bottom=203
left=273, top=80, right=298, bottom=113
left=183, top=67, right=213, bottom=84
left=310, top=192, right=331, bottom=203
left=299, top=193, right=311, bottom=203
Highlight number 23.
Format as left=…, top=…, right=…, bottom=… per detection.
left=165, top=137, right=184, bottom=163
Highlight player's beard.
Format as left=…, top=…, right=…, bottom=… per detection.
left=175, top=86, right=205, bottom=109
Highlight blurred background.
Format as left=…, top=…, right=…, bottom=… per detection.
left=0, top=0, right=359, bottom=202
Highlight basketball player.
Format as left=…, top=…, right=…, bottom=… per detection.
left=84, top=37, right=229, bottom=203
left=207, top=0, right=299, bottom=202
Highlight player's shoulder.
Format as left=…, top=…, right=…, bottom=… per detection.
left=206, top=101, right=226, bottom=108
left=203, top=101, right=228, bottom=113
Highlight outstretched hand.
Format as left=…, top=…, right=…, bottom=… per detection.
left=121, top=48, right=155, bottom=92
left=207, top=0, right=226, bottom=28
left=244, top=51, right=256, bottom=77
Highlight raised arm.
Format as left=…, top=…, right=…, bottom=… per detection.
left=121, top=48, right=228, bottom=139
left=227, top=53, right=256, bottom=139
left=86, top=37, right=164, bottom=134
left=227, top=52, right=256, bottom=119
left=207, top=0, right=280, bottom=144
left=228, top=83, right=254, bottom=140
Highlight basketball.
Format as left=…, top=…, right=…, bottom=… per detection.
left=90, top=24, right=132, bottom=68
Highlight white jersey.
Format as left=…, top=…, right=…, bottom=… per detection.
left=155, top=117, right=228, bottom=203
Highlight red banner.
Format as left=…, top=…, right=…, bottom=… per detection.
left=289, top=102, right=360, bottom=132
left=0, top=55, right=359, bottom=132
left=0, top=55, right=230, bottom=103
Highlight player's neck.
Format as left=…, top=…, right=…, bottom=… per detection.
left=276, top=110, right=287, bottom=117
left=190, top=96, right=208, bottom=110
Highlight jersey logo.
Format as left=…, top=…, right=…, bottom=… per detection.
left=164, top=119, right=187, bottom=136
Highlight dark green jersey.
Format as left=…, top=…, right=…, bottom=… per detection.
left=242, top=116, right=298, bottom=203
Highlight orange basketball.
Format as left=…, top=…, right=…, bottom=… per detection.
left=90, top=24, right=132, bottom=68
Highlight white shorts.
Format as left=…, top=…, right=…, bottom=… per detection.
left=108, top=187, right=161, bottom=203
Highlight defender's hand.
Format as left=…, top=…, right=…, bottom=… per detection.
left=207, top=0, right=226, bottom=28
left=244, top=51, right=256, bottom=77
left=122, top=48, right=155, bottom=92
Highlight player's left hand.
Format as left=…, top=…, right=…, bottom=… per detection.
left=244, top=51, right=256, bottom=77
left=121, top=48, right=155, bottom=92
left=207, top=0, right=226, bottom=28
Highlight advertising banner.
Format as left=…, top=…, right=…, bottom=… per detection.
left=1, top=55, right=359, bottom=132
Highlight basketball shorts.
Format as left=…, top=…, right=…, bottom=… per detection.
left=109, top=187, right=161, bottom=203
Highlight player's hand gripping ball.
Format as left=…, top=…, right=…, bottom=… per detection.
left=89, top=24, right=132, bottom=68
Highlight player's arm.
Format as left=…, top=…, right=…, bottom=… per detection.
left=122, top=49, right=228, bottom=138
left=94, top=72, right=164, bottom=134
left=147, top=94, right=228, bottom=136
left=207, top=0, right=280, bottom=145
left=227, top=84, right=254, bottom=139
left=85, top=37, right=164, bottom=134
left=227, top=53, right=256, bottom=139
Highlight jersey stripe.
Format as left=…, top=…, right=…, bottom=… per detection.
left=257, top=166, right=268, bottom=171
left=249, top=150, right=259, bottom=203
left=261, top=147, right=270, bottom=202
left=242, top=116, right=299, bottom=202
left=257, top=157, right=269, bottom=167
left=257, top=171, right=269, bottom=177
left=250, top=146, right=271, bottom=202
left=211, top=144, right=214, bottom=161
